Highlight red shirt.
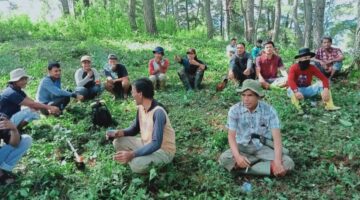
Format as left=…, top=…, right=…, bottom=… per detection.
left=288, top=63, right=330, bottom=91
left=256, top=54, right=284, bottom=80
left=315, top=47, right=343, bottom=67
left=148, top=58, right=169, bottom=75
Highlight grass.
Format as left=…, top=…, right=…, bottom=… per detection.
left=0, top=36, right=359, bottom=199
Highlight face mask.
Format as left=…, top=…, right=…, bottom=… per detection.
left=299, top=60, right=310, bottom=70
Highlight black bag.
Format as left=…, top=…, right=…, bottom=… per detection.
left=91, top=100, right=114, bottom=128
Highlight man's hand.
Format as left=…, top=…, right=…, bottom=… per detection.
left=0, top=118, right=17, bottom=131
left=234, top=155, right=250, bottom=169
left=199, top=64, right=206, bottom=71
left=243, top=68, right=251, bottom=76
left=272, top=160, right=286, bottom=177
left=48, top=106, right=60, bottom=115
left=113, top=151, right=134, bottom=164
left=322, top=88, right=330, bottom=102
left=76, top=95, right=84, bottom=101
left=294, top=91, right=304, bottom=100
left=174, top=55, right=182, bottom=62
left=189, top=59, right=198, bottom=65
left=86, top=70, right=94, bottom=77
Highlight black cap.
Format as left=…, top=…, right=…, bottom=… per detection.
left=152, top=47, right=165, bottom=55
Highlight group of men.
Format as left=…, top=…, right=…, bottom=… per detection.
left=225, top=36, right=342, bottom=114
left=0, top=36, right=344, bottom=184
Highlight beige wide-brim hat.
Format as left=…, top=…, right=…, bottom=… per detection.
left=80, top=55, right=92, bottom=62
left=8, top=68, right=30, bottom=83
left=236, top=79, right=265, bottom=97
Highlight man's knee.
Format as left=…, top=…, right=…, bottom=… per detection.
left=20, top=134, right=33, bottom=150
left=129, top=158, right=150, bottom=174
left=283, top=155, right=295, bottom=171
left=218, top=150, right=235, bottom=171
left=149, top=75, right=157, bottom=83
left=158, top=74, right=166, bottom=81
left=75, top=87, right=88, bottom=96
left=333, top=61, right=343, bottom=71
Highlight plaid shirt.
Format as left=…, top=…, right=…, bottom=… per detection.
left=226, top=101, right=280, bottom=149
left=315, top=47, right=343, bottom=62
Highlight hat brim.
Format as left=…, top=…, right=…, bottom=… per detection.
left=294, top=52, right=315, bottom=59
left=8, top=75, right=30, bottom=83
left=236, top=87, right=264, bottom=97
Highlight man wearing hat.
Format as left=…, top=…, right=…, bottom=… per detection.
left=255, top=41, right=288, bottom=89
left=36, top=62, right=83, bottom=114
left=74, top=55, right=102, bottom=100
left=219, top=79, right=294, bottom=176
left=0, top=68, right=60, bottom=129
left=148, top=47, right=169, bottom=89
left=103, top=54, right=131, bottom=99
left=288, top=48, right=340, bottom=114
left=175, top=48, right=207, bottom=91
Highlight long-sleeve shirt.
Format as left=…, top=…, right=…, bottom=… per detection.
left=229, top=52, right=253, bottom=70
left=178, top=57, right=207, bottom=75
left=74, top=68, right=100, bottom=87
left=123, top=100, right=167, bottom=157
left=148, top=58, right=169, bottom=75
left=288, top=63, right=330, bottom=91
left=36, top=76, right=76, bottom=104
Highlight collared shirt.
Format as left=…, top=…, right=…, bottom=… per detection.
left=315, top=47, right=343, bottom=62
left=251, top=46, right=262, bottom=59
left=256, top=54, right=284, bottom=80
left=226, top=101, right=280, bottom=149
left=229, top=52, right=253, bottom=70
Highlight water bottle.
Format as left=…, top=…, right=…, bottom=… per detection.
left=242, top=182, right=252, bottom=193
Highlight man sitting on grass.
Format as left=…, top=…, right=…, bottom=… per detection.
left=288, top=48, right=340, bottom=114
left=107, top=78, right=176, bottom=173
left=0, top=68, right=59, bottom=129
left=0, top=112, right=32, bottom=185
left=219, top=79, right=294, bottom=176
left=36, top=62, right=83, bottom=114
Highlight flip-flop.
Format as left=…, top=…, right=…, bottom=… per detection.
left=0, top=171, right=15, bottom=185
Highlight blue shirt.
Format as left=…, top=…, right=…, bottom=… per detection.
left=36, top=76, right=75, bottom=103
left=226, top=101, right=280, bottom=149
left=0, top=84, right=27, bottom=118
left=251, top=46, right=262, bottom=60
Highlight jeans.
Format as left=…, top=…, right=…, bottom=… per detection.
left=10, top=108, right=40, bottom=127
left=287, top=82, right=323, bottom=98
left=313, top=61, right=343, bottom=75
left=0, top=134, right=32, bottom=172
left=75, top=85, right=101, bottom=100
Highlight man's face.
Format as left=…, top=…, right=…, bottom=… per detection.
left=108, top=59, right=118, bottom=70
left=14, top=77, right=28, bottom=89
left=230, top=39, right=237, bottom=46
left=256, top=42, right=262, bottom=48
left=322, top=39, right=332, bottom=49
left=297, top=55, right=312, bottom=62
left=241, top=90, right=259, bottom=110
left=236, top=44, right=245, bottom=55
left=49, top=67, right=61, bottom=79
left=154, top=52, right=163, bottom=60
left=81, top=60, right=91, bottom=71
left=187, top=52, right=195, bottom=60
left=264, top=44, right=274, bottom=55
left=131, top=86, right=142, bottom=105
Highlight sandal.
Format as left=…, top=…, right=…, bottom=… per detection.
left=0, top=171, right=16, bottom=185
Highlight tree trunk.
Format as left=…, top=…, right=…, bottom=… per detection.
left=304, top=0, right=313, bottom=48
left=60, top=0, right=70, bottom=15
left=128, top=0, right=137, bottom=31
left=313, top=0, right=326, bottom=48
left=143, top=0, right=158, bottom=35
left=68, top=0, right=75, bottom=17
left=253, top=0, right=263, bottom=44
left=245, top=0, right=255, bottom=43
left=291, top=0, right=304, bottom=47
left=83, top=0, right=90, bottom=7
left=272, top=0, right=281, bottom=42
left=219, top=0, right=223, bottom=37
left=266, top=7, right=271, bottom=31
left=355, top=0, right=360, bottom=70
left=222, top=0, right=231, bottom=40
left=204, top=0, right=214, bottom=39
left=240, top=0, right=248, bottom=40
left=185, top=0, right=190, bottom=30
